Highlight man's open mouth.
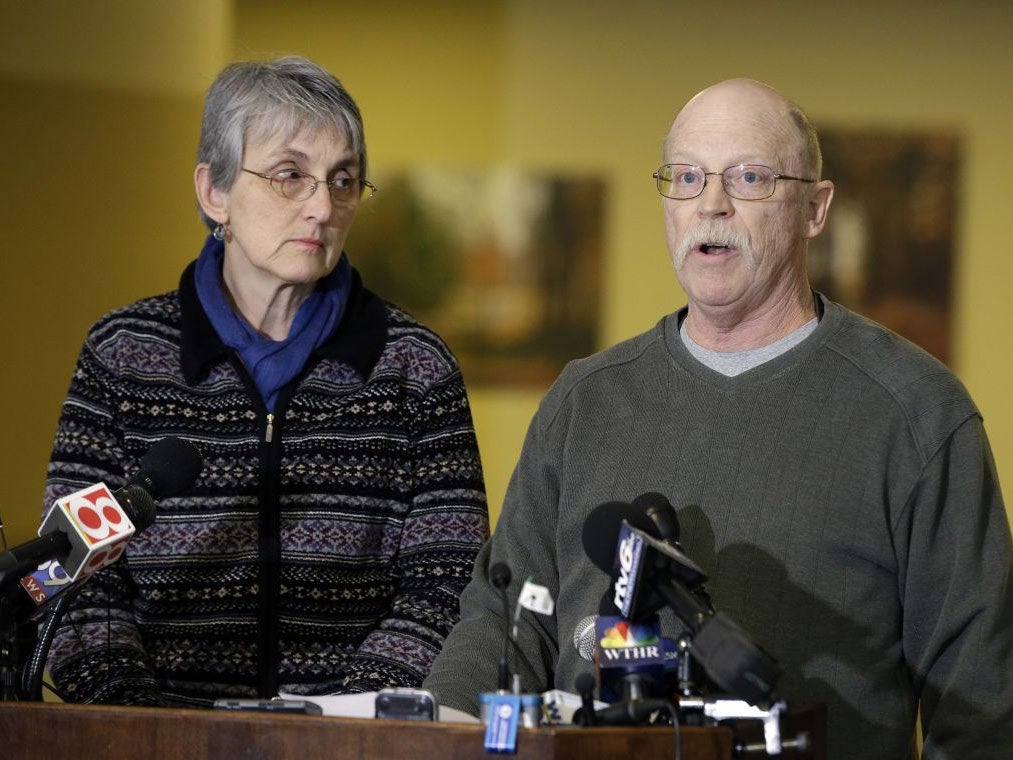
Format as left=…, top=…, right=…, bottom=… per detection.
left=699, top=242, right=734, bottom=254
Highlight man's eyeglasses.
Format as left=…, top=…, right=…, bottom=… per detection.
left=241, top=168, right=377, bottom=204
left=653, top=163, right=814, bottom=201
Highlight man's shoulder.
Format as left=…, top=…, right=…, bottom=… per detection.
left=824, top=302, right=980, bottom=445
left=533, top=317, right=671, bottom=425
left=561, top=319, right=668, bottom=385
left=826, top=303, right=965, bottom=393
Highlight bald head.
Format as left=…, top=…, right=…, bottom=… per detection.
left=666, top=79, right=821, bottom=179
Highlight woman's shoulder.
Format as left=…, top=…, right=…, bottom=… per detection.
left=84, top=290, right=182, bottom=350
left=375, top=300, right=463, bottom=379
left=89, top=290, right=180, bottom=330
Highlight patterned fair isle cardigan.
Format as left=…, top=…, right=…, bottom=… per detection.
left=44, top=261, right=489, bottom=707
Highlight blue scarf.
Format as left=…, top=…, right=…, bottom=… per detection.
left=194, top=234, right=351, bottom=411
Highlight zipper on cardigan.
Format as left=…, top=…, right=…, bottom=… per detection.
left=265, top=413, right=274, bottom=443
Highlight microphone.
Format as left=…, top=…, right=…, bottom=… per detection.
left=580, top=504, right=669, bottom=703
left=121, top=435, right=204, bottom=500
left=572, top=672, right=598, bottom=726
left=586, top=516, right=780, bottom=704
left=583, top=500, right=708, bottom=612
left=630, top=492, right=713, bottom=609
left=631, top=492, right=681, bottom=545
left=11, top=437, right=203, bottom=608
left=0, top=485, right=154, bottom=592
left=573, top=494, right=676, bottom=663
left=575, top=614, right=687, bottom=699
left=573, top=614, right=598, bottom=662
left=490, top=561, right=512, bottom=691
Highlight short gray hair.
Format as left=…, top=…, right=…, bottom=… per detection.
left=196, top=55, right=367, bottom=230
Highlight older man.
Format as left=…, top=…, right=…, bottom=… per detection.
left=425, top=79, right=1012, bottom=759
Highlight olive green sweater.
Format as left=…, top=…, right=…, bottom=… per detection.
left=426, top=295, right=1013, bottom=760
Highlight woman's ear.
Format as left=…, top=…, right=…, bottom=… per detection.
left=194, top=163, right=228, bottom=224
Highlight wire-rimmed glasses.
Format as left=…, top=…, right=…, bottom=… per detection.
left=653, top=163, right=813, bottom=201
left=241, top=168, right=377, bottom=204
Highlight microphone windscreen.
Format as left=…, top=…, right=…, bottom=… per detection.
left=572, top=615, right=598, bottom=662
left=631, top=492, right=681, bottom=543
left=131, top=437, right=204, bottom=499
left=114, top=484, right=157, bottom=530
left=581, top=501, right=655, bottom=572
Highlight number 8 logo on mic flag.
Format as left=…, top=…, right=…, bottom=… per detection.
left=48, top=483, right=137, bottom=581
left=66, top=484, right=131, bottom=543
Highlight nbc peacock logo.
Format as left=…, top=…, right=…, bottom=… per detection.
left=599, top=620, right=661, bottom=649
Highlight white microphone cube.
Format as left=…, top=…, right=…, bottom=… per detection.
left=39, top=483, right=136, bottom=581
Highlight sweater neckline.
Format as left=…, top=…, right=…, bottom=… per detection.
left=663, top=292, right=840, bottom=388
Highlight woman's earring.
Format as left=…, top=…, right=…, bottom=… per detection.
left=213, top=223, right=226, bottom=241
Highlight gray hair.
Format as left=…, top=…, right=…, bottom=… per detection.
left=196, top=55, right=367, bottom=230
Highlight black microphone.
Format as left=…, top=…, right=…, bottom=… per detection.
left=631, top=492, right=681, bottom=545
left=583, top=500, right=708, bottom=606
left=10, top=437, right=203, bottom=607
left=572, top=672, right=598, bottom=726
left=630, top=492, right=713, bottom=608
left=490, top=561, right=512, bottom=691
left=124, top=436, right=204, bottom=500
left=586, top=516, right=780, bottom=704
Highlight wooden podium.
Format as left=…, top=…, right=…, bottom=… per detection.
left=0, top=702, right=824, bottom=759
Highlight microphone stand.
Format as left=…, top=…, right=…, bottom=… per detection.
left=0, top=583, right=35, bottom=701
left=490, top=564, right=512, bottom=692
left=0, top=529, right=76, bottom=702
left=0, top=594, right=18, bottom=700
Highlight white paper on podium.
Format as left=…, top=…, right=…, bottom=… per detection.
left=277, top=691, right=480, bottom=724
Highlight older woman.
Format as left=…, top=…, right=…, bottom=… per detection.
left=44, top=56, right=488, bottom=706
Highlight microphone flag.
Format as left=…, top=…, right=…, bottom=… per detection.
left=594, top=615, right=665, bottom=703
left=517, top=579, right=555, bottom=616
left=33, top=483, right=135, bottom=582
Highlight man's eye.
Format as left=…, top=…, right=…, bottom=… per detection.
left=676, top=172, right=700, bottom=185
left=741, top=171, right=761, bottom=184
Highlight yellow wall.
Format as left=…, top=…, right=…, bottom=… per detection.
left=1, top=0, right=1012, bottom=548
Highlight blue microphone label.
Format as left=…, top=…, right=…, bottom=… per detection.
left=483, top=693, right=521, bottom=753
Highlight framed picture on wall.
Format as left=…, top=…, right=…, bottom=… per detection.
left=810, top=130, right=960, bottom=364
left=347, top=168, right=606, bottom=386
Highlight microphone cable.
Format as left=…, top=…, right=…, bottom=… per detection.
left=490, top=562, right=513, bottom=691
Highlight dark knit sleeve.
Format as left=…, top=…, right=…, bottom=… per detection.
left=897, top=418, right=1013, bottom=758
left=337, top=364, right=489, bottom=692
left=44, top=329, right=165, bottom=706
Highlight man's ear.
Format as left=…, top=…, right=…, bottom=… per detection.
left=195, top=163, right=228, bottom=224
left=803, top=179, right=834, bottom=239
